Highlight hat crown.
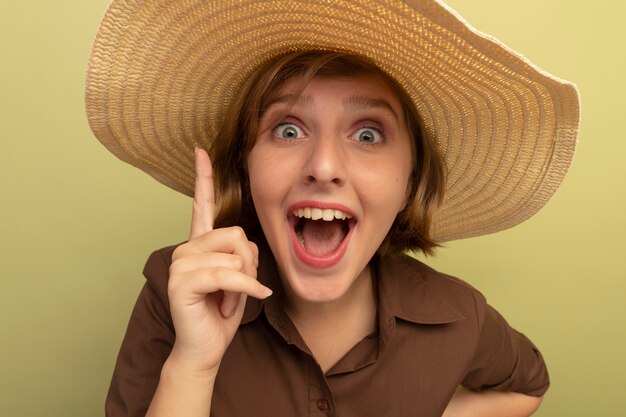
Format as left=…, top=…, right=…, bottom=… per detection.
left=86, top=0, right=579, bottom=241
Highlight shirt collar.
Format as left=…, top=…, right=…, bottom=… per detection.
left=375, top=252, right=466, bottom=324
left=241, top=241, right=465, bottom=326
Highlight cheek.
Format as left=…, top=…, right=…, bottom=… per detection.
left=247, top=146, right=292, bottom=214
left=248, top=161, right=273, bottom=211
left=396, top=142, right=415, bottom=209
left=368, top=153, right=412, bottom=213
left=247, top=149, right=269, bottom=211
left=392, top=173, right=412, bottom=212
left=359, top=167, right=410, bottom=222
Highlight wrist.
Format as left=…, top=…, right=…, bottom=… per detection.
left=163, top=354, right=220, bottom=386
left=443, top=387, right=543, bottom=417
left=146, top=354, right=218, bottom=416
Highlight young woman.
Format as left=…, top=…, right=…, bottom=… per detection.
left=86, top=1, right=579, bottom=416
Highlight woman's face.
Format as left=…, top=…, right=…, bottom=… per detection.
left=247, top=74, right=413, bottom=305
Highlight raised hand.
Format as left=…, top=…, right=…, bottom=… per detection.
left=166, top=147, right=272, bottom=375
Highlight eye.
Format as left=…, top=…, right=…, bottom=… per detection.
left=353, top=127, right=383, bottom=145
left=274, top=123, right=304, bottom=140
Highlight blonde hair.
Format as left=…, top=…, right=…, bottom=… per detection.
left=210, top=50, right=445, bottom=255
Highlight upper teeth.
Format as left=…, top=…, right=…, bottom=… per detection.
left=292, top=207, right=352, bottom=221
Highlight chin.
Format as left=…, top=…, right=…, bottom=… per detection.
left=279, top=256, right=368, bottom=305
left=288, top=277, right=352, bottom=304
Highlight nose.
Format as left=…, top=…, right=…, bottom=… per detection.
left=302, top=133, right=346, bottom=186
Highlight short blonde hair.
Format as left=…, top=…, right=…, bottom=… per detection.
left=210, top=50, right=445, bottom=255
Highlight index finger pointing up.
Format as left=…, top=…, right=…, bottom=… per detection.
left=190, top=147, right=215, bottom=239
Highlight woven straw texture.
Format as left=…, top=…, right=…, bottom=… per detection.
left=85, top=0, right=580, bottom=241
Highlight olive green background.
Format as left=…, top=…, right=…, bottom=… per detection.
left=1, top=0, right=624, bottom=415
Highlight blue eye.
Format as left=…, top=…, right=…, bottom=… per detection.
left=353, top=127, right=383, bottom=144
left=274, top=123, right=304, bottom=140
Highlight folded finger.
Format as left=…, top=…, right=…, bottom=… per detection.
left=171, top=267, right=271, bottom=303
left=186, top=227, right=258, bottom=277
left=220, top=291, right=243, bottom=318
left=170, top=252, right=245, bottom=275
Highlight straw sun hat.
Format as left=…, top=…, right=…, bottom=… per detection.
left=85, top=0, right=580, bottom=242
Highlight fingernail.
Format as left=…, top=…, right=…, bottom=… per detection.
left=262, top=284, right=273, bottom=298
left=221, top=303, right=237, bottom=318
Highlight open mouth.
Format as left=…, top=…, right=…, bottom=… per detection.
left=288, top=207, right=355, bottom=267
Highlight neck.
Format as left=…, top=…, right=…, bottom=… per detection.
left=285, top=266, right=375, bottom=326
left=283, top=266, right=377, bottom=372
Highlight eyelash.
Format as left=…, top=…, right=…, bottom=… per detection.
left=272, top=121, right=306, bottom=141
left=270, top=119, right=388, bottom=146
left=352, top=124, right=386, bottom=146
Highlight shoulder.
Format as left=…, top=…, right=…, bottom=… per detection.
left=379, top=253, right=550, bottom=395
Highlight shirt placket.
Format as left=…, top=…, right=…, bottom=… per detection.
left=308, top=359, right=336, bottom=417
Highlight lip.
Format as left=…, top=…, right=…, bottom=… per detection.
left=287, top=200, right=356, bottom=269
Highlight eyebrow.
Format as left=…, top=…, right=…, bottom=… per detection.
left=264, top=93, right=400, bottom=122
left=343, top=95, right=400, bottom=122
left=264, top=93, right=313, bottom=109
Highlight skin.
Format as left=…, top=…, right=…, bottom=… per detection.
left=147, top=149, right=272, bottom=416
left=145, top=76, right=543, bottom=417
left=247, top=75, right=413, bottom=367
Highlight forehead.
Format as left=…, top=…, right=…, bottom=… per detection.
left=266, top=74, right=405, bottom=114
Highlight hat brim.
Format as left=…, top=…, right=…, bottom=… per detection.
left=85, top=0, right=580, bottom=241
